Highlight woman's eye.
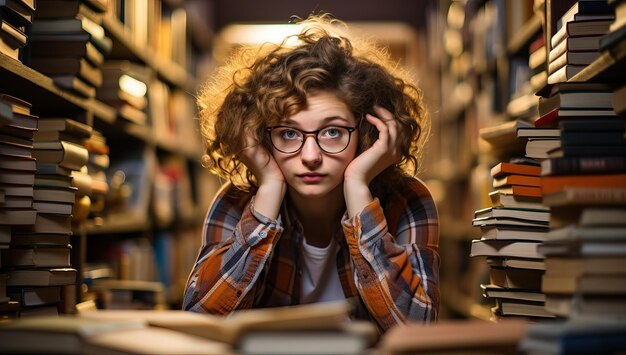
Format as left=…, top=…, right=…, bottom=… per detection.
left=322, top=127, right=342, bottom=138
left=281, top=129, right=300, bottom=140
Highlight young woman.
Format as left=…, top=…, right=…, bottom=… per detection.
left=184, top=14, right=439, bottom=331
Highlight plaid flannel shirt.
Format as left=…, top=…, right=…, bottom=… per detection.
left=183, top=177, right=440, bottom=331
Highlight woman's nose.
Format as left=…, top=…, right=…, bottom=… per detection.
left=300, top=136, right=322, bottom=165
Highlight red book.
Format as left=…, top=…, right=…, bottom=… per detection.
left=534, top=108, right=618, bottom=128
left=541, top=174, right=626, bottom=194
left=491, top=162, right=542, bottom=178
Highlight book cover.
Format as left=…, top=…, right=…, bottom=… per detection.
left=551, top=19, right=613, bottom=48
left=470, top=239, right=543, bottom=259
left=1, top=245, right=71, bottom=267
left=5, top=268, right=77, bottom=286
left=542, top=174, right=626, bottom=194
left=481, top=284, right=546, bottom=303
left=490, top=162, right=541, bottom=178
left=492, top=174, right=542, bottom=188
left=542, top=187, right=626, bottom=206
left=480, top=226, right=549, bottom=242
left=534, top=108, right=617, bottom=128
left=547, top=145, right=626, bottom=158
left=538, top=91, right=613, bottom=116
left=489, top=266, right=544, bottom=290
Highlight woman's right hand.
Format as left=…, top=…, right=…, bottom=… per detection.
left=238, top=132, right=286, bottom=220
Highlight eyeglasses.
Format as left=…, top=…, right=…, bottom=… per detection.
left=266, top=125, right=357, bottom=154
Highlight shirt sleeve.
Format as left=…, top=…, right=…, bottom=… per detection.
left=183, top=184, right=283, bottom=314
left=341, top=178, right=440, bottom=331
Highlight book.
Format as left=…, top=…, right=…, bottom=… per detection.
left=29, top=39, right=104, bottom=66
left=545, top=294, right=626, bottom=317
left=534, top=108, right=618, bottom=128
left=495, top=185, right=543, bottom=198
left=472, top=216, right=549, bottom=229
left=560, top=131, right=626, bottom=146
left=1, top=245, right=71, bottom=267
left=489, top=267, right=544, bottom=290
left=0, top=168, right=35, bottom=185
left=489, top=190, right=546, bottom=210
left=487, top=257, right=546, bottom=270
left=548, top=51, right=601, bottom=73
left=31, top=16, right=112, bottom=53
left=36, top=118, right=93, bottom=138
left=547, top=64, right=587, bottom=83
left=34, top=186, right=77, bottom=204
left=541, top=174, right=626, bottom=194
left=547, top=145, right=626, bottom=158
left=10, top=233, right=71, bottom=246
left=520, top=319, right=626, bottom=355
left=549, top=35, right=602, bottom=63
left=542, top=274, right=626, bottom=294
left=542, top=187, right=626, bottom=206
left=32, top=200, right=74, bottom=215
left=470, top=239, right=543, bottom=259
left=0, top=93, right=30, bottom=115
left=494, top=299, right=554, bottom=318
left=378, top=319, right=528, bottom=355
left=613, top=85, right=626, bottom=115
left=0, top=208, right=36, bottom=225
left=32, top=140, right=89, bottom=170
left=492, top=174, right=542, bottom=188
left=516, top=127, right=561, bottom=139
left=490, top=162, right=541, bottom=178
left=480, top=226, right=548, bottom=241
left=481, top=284, right=546, bottom=303
left=0, top=0, right=32, bottom=23
left=0, top=316, right=146, bottom=354
left=80, top=300, right=353, bottom=345
left=5, top=268, right=77, bottom=286
left=0, top=18, right=26, bottom=47
left=30, top=57, right=102, bottom=87
left=474, top=207, right=549, bottom=223
left=541, top=156, right=626, bottom=175
left=538, top=92, right=613, bottom=116
left=558, top=117, right=625, bottom=131
left=82, top=326, right=230, bottom=354
left=551, top=19, right=613, bottom=48
left=0, top=155, right=36, bottom=171
left=236, top=322, right=377, bottom=355
left=525, top=138, right=561, bottom=159
left=15, top=213, right=72, bottom=234
left=6, top=286, right=62, bottom=306
left=558, top=1, right=614, bottom=29
left=544, top=256, right=626, bottom=277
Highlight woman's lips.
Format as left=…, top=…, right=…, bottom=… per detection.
left=298, top=173, right=325, bottom=183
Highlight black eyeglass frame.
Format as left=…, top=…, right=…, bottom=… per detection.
left=266, top=125, right=357, bottom=154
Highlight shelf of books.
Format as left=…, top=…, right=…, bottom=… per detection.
left=451, top=0, right=626, bottom=351
left=0, top=0, right=219, bottom=317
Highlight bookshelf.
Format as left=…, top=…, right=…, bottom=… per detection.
left=0, top=0, right=220, bottom=316
left=427, top=0, right=626, bottom=326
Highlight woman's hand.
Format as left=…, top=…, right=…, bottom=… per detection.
left=238, top=132, right=286, bottom=220
left=343, top=106, right=400, bottom=217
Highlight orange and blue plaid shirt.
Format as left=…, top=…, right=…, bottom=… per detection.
left=183, top=177, right=440, bottom=331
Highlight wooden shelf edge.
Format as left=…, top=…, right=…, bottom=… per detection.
left=0, top=52, right=91, bottom=111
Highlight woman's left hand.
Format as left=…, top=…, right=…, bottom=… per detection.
left=343, top=106, right=400, bottom=218
left=344, top=105, right=400, bottom=185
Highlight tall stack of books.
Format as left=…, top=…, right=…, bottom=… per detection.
left=0, top=0, right=34, bottom=62
left=28, top=0, right=111, bottom=98
left=471, top=160, right=553, bottom=320
left=548, top=0, right=614, bottom=84
left=5, top=115, right=89, bottom=317
left=97, top=61, right=150, bottom=126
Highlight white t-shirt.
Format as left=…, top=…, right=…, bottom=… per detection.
left=300, top=237, right=345, bottom=304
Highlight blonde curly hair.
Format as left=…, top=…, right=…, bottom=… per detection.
left=197, top=14, right=430, bottom=197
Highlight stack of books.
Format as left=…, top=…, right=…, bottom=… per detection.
left=548, top=0, right=613, bottom=84
left=471, top=161, right=553, bottom=319
left=598, top=0, right=626, bottom=53
left=28, top=0, right=111, bottom=97
left=4, top=115, right=90, bottom=317
left=0, top=0, right=34, bottom=62
left=0, top=93, right=37, bottom=318
left=97, top=61, right=150, bottom=126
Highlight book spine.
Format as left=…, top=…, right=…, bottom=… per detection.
left=542, top=157, right=626, bottom=175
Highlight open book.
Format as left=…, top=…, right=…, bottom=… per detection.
left=79, top=300, right=354, bottom=345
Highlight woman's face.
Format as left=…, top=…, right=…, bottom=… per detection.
left=270, top=91, right=358, bottom=199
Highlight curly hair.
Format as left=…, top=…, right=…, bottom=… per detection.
left=198, top=14, right=430, bottom=199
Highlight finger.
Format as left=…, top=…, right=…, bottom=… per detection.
left=365, top=114, right=389, bottom=146
left=372, top=105, right=395, bottom=122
